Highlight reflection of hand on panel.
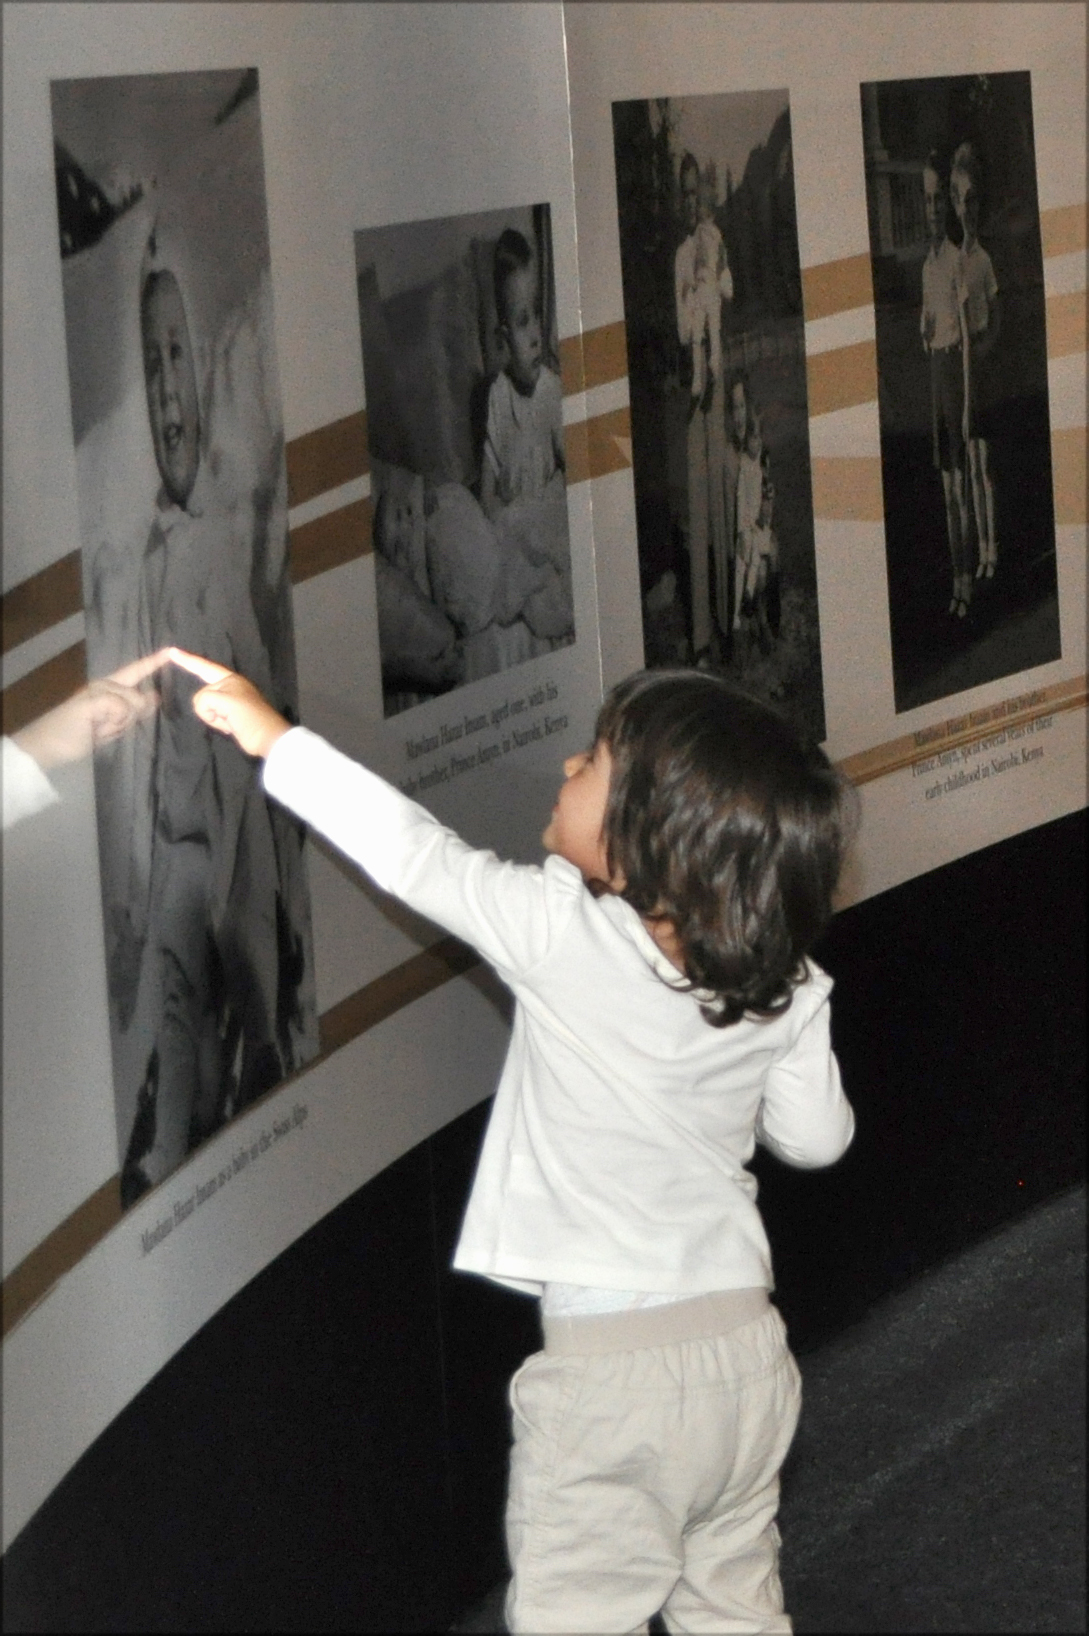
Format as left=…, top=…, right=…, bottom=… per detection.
left=2, top=649, right=170, bottom=832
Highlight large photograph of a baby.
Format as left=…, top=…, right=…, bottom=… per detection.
left=51, top=69, right=319, bottom=1207
left=355, top=205, right=575, bottom=717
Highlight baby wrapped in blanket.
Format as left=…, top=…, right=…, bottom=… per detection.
left=374, top=469, right=573, bottom=687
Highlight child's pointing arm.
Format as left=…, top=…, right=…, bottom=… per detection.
left=168, top=648, right=559, bottom=978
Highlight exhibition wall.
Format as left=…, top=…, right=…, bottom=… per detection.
left=3, top=1, right=1085, bottom=1597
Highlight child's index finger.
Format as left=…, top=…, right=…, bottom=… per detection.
left=168, top=647, right=234, bottom=685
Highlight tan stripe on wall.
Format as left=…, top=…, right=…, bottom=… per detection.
left=1046, top=289, right=1087, bottom=359
left=810, top=457, right=884, bottom=521
left=1052, top=427, right=1087, bottom=526
left=285, top=410, right=368, bottom=508
left=806, top=338, right=879, bottom=418
left=1040, top=201, right=1087, bottom=259
left=1, top=641, right=88, bottom=736
left=318, top=935, right=478, bottom=1056
left=564, top=404, right=632, bottom=487
left=1, top=552, right=82, bottom=656
left=801, top=253, right=874, bottom=323
left=288, top=496, right=373, bottom=584
left=1, top=1178, right=122, bottom=1339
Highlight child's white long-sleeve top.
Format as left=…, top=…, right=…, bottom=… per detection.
left=264, top=727, right=854, bottom=1297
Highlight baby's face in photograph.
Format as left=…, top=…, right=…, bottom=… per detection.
left=501, top=264, right=542, bottom=393
left=141, top=271, right=200, bottom=507
left=380, top=480, right=429, bottom=597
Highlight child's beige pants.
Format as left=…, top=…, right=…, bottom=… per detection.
left=504, top=1290, right=801, bottom=1635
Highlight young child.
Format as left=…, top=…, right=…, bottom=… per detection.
left=951, top=142, right=1001, bottom=582
left=170, top=647, right=855, bottom=1633
left=919, top=151, right=972, bottom=618
left=743, top=443, right=782, bottom=663
left=734, top=404, right=769, bottom=636
left=480, top=228, right=566, bottom=523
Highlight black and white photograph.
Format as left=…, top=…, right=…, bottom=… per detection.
left=51, top=68, right=319, bottom=1206
left=861, top=71, right=1061, bottom=713
left=612, top=92, right=826, bottom=746
left=355, top=204, right=576, bottom=718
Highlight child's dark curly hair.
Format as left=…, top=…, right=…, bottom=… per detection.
left=594, top=671, right=857, bottom=1026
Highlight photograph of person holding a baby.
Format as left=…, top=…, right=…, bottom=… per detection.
left=355, top=204, right=576, bottom=718
left=612, top=92, right=826, bottom=747
left=50, top=68, right=319, bottom=1205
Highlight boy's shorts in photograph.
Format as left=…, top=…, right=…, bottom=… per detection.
left=930, top=342, right=965, bottom=471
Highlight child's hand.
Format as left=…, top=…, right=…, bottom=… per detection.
left=168, top=648, right=290, bottom=760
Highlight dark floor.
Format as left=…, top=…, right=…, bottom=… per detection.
left=452, top=1184, right=1086, bottom=1634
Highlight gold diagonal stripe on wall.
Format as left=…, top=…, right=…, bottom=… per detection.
left=1, top=1178, right=121, bottom=1339
left=1, top=934, right=480, bottom=1340
left=317, top=935, right=479, bottom=1057
left=811, top=457, right=884, bottom=521
left=285, top=410, right=369, bottom=509
left=837, top=675, right=1087, bottom=787
left=559, top=320, right=628, bottom=397
left=806, top=338, right=879, bottom=417
left=1, top=641, right=88, bottom=736
left=564, top=404, right=633, bottom=487
left=2, top=552, right=82, bottom=656
left=1046, top=289, right=1087, bottom=359
left=288, top=496, right=372, bottom=584
left=1052, top=427, right=1087, bottom=525
left=581, top=320, right=629, bottom=393
left=587, top=404, right=633, bottom=477
left=1040, top=201, right=1087, bottom=259
left=802, top=254, right=874, bottom=323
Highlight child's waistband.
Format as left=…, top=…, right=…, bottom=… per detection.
left=541, top=1287, right=771, bottom=1355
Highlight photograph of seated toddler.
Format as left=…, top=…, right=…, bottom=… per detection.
left=357, top=208, right=575, bottom=715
